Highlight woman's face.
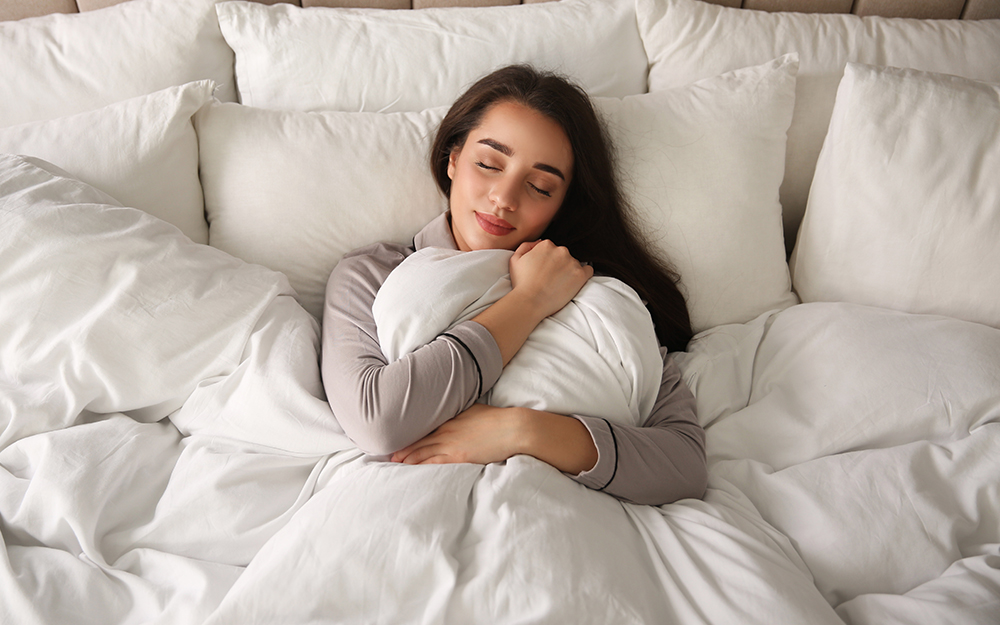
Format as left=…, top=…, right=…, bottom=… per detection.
left=447, top=100, right=573, bottom=252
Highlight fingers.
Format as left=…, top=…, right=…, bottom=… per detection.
left=390, top=426, right=460, bottom=465
left=512, top=239, right=541, bottom=259
left=393, top=443, right=465, bottom=465
left=510, top=239, right=588, bottom=278
left=392, top=443, right=443, bottom=465
left=509, top=240, right=592, bottom=318
left=388, top=404, right=512, bottom=466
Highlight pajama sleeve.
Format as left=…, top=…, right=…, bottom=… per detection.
left=321, top=242, right=503, bottom=456
left=568, top=349, right=707, bottom=505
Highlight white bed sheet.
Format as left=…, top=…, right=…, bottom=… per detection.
left=1, top=154, right=998, bottom=624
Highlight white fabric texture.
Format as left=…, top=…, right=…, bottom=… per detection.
left=199, top=56, right=797, bottom=332
left=3, top=152, right=999, bottom=623
left=0, top=0, right=236, bottom=127
left=0, top=154, right=289, bottom=450
left=0, top=154, right=355, bottom=623
left=636, top=0, right=1000, bottom=249
left=372, top=247, right=663, bottom=427
left=595, top=55, right=799, bottom=332
left=791, top=64, right=1000, bottom=329
left=195, top=101, right=449, bottom=319
left=0, top=81, right=215, bottom=244
left=215, top=0, right=648, bottom=112
left=201, top=300, right=1000, bottom=625
left=678, top=302, right=1000, bottom=624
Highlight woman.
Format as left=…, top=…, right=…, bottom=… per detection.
left=321, top=65, right=707, bottom=505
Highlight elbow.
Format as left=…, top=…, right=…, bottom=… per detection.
left=683, top=460, right=709, bottom=502
left=330, top=389, right=425, bottom=456
left=634, top=467, right=708, bottom=506
left=333, top=404, right=415, bottom=456
left=350, top=429, right=410, bottom=457
left=685, top=431, right=709, bottom=500
left=348, top=435, right=399, bottom=458
left=637, top=467, right=707, bottom=507
left=647, top=433, right=709, bottom=506
left=677, top=432, right=709, bottom=502
left=323, top=365, right=420, bottom=456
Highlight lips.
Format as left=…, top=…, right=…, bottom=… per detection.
left=475, top=212, right=515, bottom=236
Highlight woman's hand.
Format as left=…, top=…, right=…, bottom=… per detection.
left=390, top=403, right=523, bottom=466
left=509, top=239, right=594, bottom=320
left=472, top=240, right=593, bottom=366
left=390, top=404, right=599, bottom=476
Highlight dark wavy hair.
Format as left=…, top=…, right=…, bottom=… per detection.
left=430, top=65, right=693, bottom=352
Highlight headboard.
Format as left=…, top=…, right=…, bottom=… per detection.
left=3, top=0, right=998, bottom=20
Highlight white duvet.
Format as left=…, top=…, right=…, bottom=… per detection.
left=2, top=153, right=998, bottom=624
left=372, top=246, right=663, bottom=427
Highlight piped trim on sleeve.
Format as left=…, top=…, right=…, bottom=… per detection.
left=565, top=415, right=618, bottom=491
left=596, top=419, right=619, bottom=491
left=441, top=319, right=503, bottom=397
left=441, top=331, right=483, bottom=398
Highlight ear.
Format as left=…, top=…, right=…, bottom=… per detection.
left=447, top=148, right=459, bottom=180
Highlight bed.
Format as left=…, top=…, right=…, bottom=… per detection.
left=1, top=0, right=999, bottom=623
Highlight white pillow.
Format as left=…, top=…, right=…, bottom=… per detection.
left=636, top=0, right=1000, bottom=251
left=791, top=64, right=1000, bottom=329
left=215, top=0, right=647, bottom=112
left=198, top=56, right=797, bottom=333
left=595, top=55, right=799, bottom=332
left=0, top=0, right=235, bottom=128
left=0, top=81, right=216, bottom=244
left=196, top=103, right=450, bottom=319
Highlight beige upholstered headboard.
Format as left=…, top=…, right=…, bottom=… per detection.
left=3, top=0, right=998, bottom=20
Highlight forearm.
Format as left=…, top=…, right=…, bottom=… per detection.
left=517, top=409, right=599, bottom=476
left=475, top=239, right=593, bottom=366
left=471, top=289, right=548, bottom=366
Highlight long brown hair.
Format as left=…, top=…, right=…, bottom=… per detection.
left=430, top=65, right=693, bottom=352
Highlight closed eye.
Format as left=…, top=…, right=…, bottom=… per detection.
left=475, top=161, right=499, bottom=171
left=529, top=183, right=552, bottom=198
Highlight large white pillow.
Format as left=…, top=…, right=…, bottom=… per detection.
left=196, top=103, right=450, bottom=319
left=595, top=55, right=799, bottom=332
left=0, top=81, right=216, bottom=244
left=790, top=63, right=1000, bottom=329
left=198, top=56, right=797, bottom=333
left=636, top=0, right=1000, bottom=251
left=0, top=0, right=235, bottom=128
left=215, top=0, right=648, bottom=112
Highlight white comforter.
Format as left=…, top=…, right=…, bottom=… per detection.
left=372, top=246, right=663, bottom=427
left=2, top=154, right=998, bottom=624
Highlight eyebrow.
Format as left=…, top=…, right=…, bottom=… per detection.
left=477, top=138, right=566, bottom=181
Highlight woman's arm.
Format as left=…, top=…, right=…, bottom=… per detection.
left=392, top=348, right=707, bottom=506
left=566, top=349, right=707, bottom=505
left=322, top=238, right=591, bottom=456
left=472, top=239, right=593, bottom=365
left=321, top=242, right=503, bottom=455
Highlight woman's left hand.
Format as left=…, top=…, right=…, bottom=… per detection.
left=390, top=403, right=524, bottom=466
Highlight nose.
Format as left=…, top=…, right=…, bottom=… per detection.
left=489, top=174, right=519, bottom=212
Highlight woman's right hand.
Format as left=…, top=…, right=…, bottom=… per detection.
left=472, top=240, right=592, bottom=367
left=509, top=239, right=594, bottom=319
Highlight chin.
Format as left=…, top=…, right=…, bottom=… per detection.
left=470, top=239, right=514, bottom=252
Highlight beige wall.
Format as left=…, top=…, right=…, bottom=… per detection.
left=3, top=0, right=998, bottom=21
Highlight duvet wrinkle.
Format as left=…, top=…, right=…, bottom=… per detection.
left=745, top=309, right=780, bottom=409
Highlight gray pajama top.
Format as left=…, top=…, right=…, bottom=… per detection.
left=321, top=213, right=707, bottom=505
